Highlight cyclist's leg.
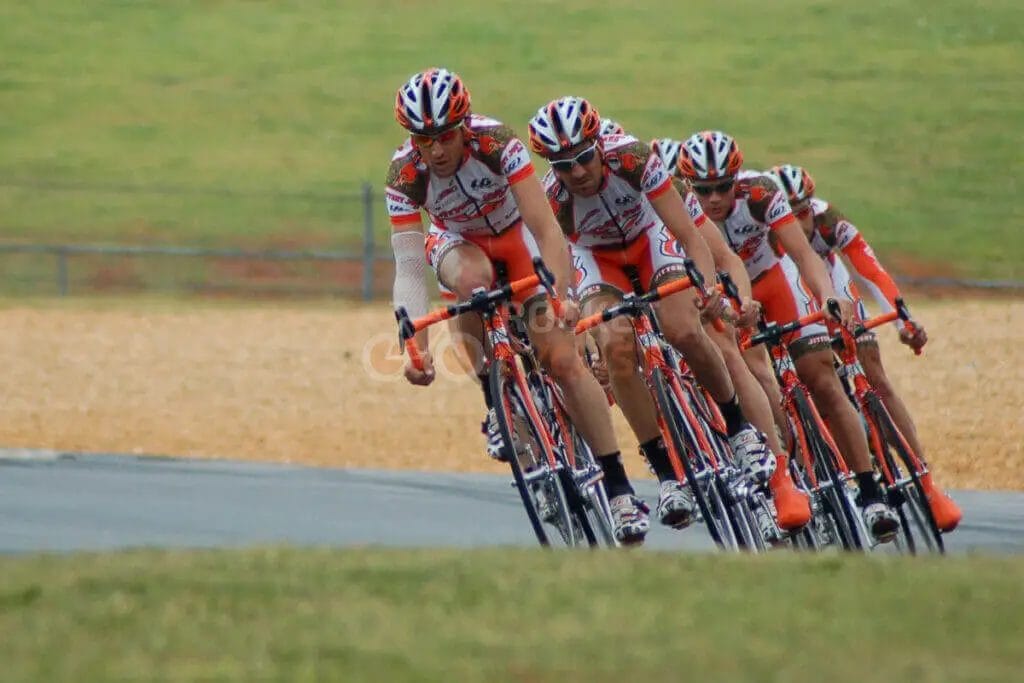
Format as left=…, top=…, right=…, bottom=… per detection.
left=574, top=244, right=686, bottom=529
left=489, top=226, right=643, bottom=515
left=756, top=258, right=898, bottom=540
left=645, top=232, right=773, bottom=485
left=742, top=342, right=791, bottom=450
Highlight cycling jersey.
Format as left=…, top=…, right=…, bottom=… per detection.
left=717, top=170, right=799, bottom=282
left=543, top=134, right=675, bottom=248
left=807, top=197, right=901, bottom=314
left=385, top=114, right=534, bottom=235
left=544, top=135, right=702, bottom=298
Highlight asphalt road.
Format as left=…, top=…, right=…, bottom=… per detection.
left=2, top=450, right=1021, bottom=554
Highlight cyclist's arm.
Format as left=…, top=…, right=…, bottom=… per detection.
left=386, top=185, right=430, bottom=349
left=775, top=220, right=839, bottom=305
left=839, top=233, right=901, bottom=314
left=698, top=217, right=752, bottom=300
left=511, top=175, right=573, bottom=297
left=650, top=184, right=716, bottom=289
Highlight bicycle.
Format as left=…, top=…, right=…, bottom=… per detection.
left=396, top=258, right=617, bottom=548
left=831, top=299, right=945, bottom=554
left=575, top=260, right=768, bottom=552
left=741, top=303, right=870, bottom=552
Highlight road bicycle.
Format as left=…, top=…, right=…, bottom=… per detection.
left=396, top=258, right=616, bottom=547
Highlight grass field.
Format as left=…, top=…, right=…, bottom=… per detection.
left=1, top=1, right=1022, bottom=278
left=1, top=548, right=1021, bottom=681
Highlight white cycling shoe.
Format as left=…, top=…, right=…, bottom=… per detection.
left=862, top=500, right=900, bottom=543
left=610, top=495, right=650, bottom=546
left=482, top=408, right=507, bottom=461
left=729, top=425, right=777, bottom=486
left=657, top=480, right=696, bottom=529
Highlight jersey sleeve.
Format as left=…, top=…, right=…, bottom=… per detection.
left=672, top=178, right=707, bottom=226
left=543, top=170, right=576, bottom=237
left=747, top=175, right=797, bottom=231
left=607, top=138, right=672, bottom=198
left=825, top=208, right=901, bottom=312
left=472, top=123, right=535, bottom=185
left=499, top=136, right=534, bottom=185
left=385, top=147, right=426, bottom=229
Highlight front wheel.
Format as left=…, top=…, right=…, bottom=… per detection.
left=651, top=367, right=733, bottom=550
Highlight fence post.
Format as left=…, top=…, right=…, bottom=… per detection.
left=361, top=182, right=375, bottom=301
left=56, top=248, right=69, bottom=296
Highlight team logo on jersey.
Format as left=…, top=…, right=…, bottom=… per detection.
left=397, top=162, right=418, bottom=186
left=658, top=233, right=686, bottom=259
left=614, top=194, right=636, bottom=207
left=476, top=135, right=501, bottom=156
left=470, top=177, right=494, bottom=191
left=735, top=235, right=761, bottom=261
left=385, top=189, right=418, bottom=215
left=766, top=194, right=792, bottom=225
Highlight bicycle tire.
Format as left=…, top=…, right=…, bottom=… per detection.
left=864, top=393, right=944, bottom=554
left=651, top=368, right=731, bottom=549
left=791, top=388, right=864, bottom=551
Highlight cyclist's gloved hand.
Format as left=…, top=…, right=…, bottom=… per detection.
left=827, top=297, right=858, bottom=331
left=898, top=323, right=928, bottom=351
left=404, top=351, right=436, bottom=386
left=560, top=297, right=581, bottom=330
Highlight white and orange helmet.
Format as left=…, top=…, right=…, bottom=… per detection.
left=528, top=96, right=603, bottom=157
left=650, top=138, right=684, bottom=178
left=677, top=131, right=744, bottom=180
left=394, top=67, right=472, bottom=133
left=598, top=117, right=625, bottom=136
left=767, top=164, right=817, bottom=203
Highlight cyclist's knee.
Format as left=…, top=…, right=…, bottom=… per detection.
left=600, top=331, right=639, bottom=380
left=537, top=335, right=584, bottom=381
left=664, top=324, right=704, bottom=354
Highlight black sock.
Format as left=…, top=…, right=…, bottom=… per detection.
left=856, top=471, right=881, bottom=503
left=717, top=394, right=746, bottom=436
left=478, top=374, right=494, bottom=410
left=639, top=437, right=677, bottom=484
left=597, top=452, right=634, bottom=499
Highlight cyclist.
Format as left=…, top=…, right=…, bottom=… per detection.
left=529, top=97, right=778, bottom=533
left=643, top=135, right=811, bottom=533
left=386, top=68, right=650, bottom=544
left=766, top=163, right=962, bottom=531
left=676, top=130, right=901, bottom=543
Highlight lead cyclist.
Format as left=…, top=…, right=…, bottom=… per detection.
left=766, top=164, right=962, bottom=532
left=386, top=68, right=647, bottom=544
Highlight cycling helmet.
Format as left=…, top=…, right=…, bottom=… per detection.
left=598, top=117, right=625, bottom=136
left=650, top=138, right=684, bottom=178
left=767, top=164, right=817, bottom=202
left=677, top=131, right=744, bottom=180
left=394, top=68, right=471, bottom=133
left=528, top=96, right=602, bottom=157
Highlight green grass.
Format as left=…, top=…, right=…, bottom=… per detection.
left=0, top=1, right=1021, bottom=278
left=1, top=548, right=1021, bottom=682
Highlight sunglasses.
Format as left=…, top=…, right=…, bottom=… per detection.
left=550, top=145, right=598, bottom=172
left=690, top=179, right=735, bottom=196
left=411, top=127, right=460, bottom=149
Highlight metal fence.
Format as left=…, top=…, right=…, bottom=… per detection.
left=0, top=180, right=394, bottom=300
left=1, top=178, right=1022, bottom=299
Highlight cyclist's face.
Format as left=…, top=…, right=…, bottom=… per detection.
left=690, top=177, right=736, bottom=221
left=790, top=200, right=814, bottom=238
left=551, top=141, right=602, bottom=197
left=412, top=126, right=465, bottom=178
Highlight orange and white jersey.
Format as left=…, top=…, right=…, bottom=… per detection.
left=384, top=114, right=534, bottom=236
left=672, top=178, right=710, bottom=229
left=808, top=197, right=901, bottom=314
left=718, top=170, right=798, bottom=281
left=543, top=134, right=674, bottom=248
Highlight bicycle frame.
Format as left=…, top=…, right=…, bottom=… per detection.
left=832, top=303, right=933, bottom=504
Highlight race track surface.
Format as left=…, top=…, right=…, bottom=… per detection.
left=2, top=450, right=1021, bottom=554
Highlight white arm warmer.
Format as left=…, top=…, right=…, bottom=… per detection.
left=391, top=231, right=429, bottom=319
